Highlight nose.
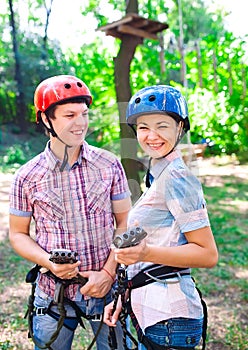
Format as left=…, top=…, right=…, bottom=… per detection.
left=75, top=113, right=87, bottom=125
left=147, top=129, right=159, bottom=139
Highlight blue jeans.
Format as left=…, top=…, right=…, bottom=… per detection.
left=138, top=317, right=203, bottom=349
left=32, top=286, right=125, bottom=350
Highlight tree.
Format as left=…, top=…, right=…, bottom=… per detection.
left=113, top=0, right=143, bottom=202
left=91, top=0, right=169, bottom=201
left=8, top=0, right=28, bottom=131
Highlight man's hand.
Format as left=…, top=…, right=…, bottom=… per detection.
left=48, top=260, right=81, bottom=280
left=79, top=270, right=114, bottom=298
left=47, top=248, right=81, bottom=280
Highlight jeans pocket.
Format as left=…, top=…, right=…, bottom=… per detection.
left=145, top=318, right=203, bottom=348
left=168, top=317, right=203, bottom=347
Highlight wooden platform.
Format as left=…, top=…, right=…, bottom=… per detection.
left=97, top=13, right=169, bottom=40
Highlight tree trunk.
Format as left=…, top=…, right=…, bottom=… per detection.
left=8, top=0, right=27, bottom=132
left=41, top=0, right=54, bottom=71
left=114, top=33, right=143, bottom=202
left=114, top=0, right=144, bottom=202
left=195, top=41, right=203, bottom=88
left=213, top=48, right=218, bottom=93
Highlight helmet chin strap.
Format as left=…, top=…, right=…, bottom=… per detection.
left=45, top=118, right=73, bottom=172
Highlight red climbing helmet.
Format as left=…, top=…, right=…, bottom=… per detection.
left=34, top=75, right=92, bottom=121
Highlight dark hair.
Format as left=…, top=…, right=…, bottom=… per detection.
left=45, top=97, right=89, bottom=120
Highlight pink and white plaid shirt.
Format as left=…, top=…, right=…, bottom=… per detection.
left=9, top=141, right=130, bottom=299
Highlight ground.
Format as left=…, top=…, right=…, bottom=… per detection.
left=0, top=157, right=247, bottom=349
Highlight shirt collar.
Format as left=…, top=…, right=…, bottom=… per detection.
left=150, top=149, right=181, bottom=179
left=44, top=141, right=92, bottom=170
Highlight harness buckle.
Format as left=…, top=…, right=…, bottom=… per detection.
left=91, top=314, right=102, bottom=322
left=35, top=307, right=47, bottom=316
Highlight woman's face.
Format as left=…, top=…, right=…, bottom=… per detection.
left=136, top=114, right=179, bottom=158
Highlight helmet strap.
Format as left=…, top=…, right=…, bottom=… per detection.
left=46, top=118, right=58, bottom=138
left=145, top=158, right=152, bottom=188
left=41, top=115, right=73, bottom=171
left=60, top=144, right=70, bottom=172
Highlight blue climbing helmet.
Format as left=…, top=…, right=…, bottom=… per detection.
left=126, top=85, right=190, bottom=133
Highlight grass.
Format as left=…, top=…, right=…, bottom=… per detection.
left=192, top=169, right=248, bottom=349
left=0, top=156, right=247, bottom=349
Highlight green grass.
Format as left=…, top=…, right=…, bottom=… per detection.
left=192, top=172, right=248, bottom=349
left=0, top=243, right=32, bottom=293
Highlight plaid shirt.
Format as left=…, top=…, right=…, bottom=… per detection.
left=127, top=150, right=210, bottom=331
left=9, top=141, right=130, bottom=299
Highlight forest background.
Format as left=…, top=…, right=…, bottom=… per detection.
left=0, top=0, right=248, bottom=169
left=0, top=0, right=247, bottom=349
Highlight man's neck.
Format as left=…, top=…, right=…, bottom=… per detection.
left=50, top=139, right=81, bottom=166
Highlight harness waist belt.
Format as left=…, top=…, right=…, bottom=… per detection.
left=126, top=264, right=190, bottom=290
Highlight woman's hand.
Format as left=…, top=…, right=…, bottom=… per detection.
left=112, top=226, right=218, bottom=269
left=113, top=239, right=148, bottom=265
left=103, top=297, right=122, bottom=327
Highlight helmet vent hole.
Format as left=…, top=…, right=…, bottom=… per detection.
left=64, top=83, right=71, bottom=89
left=77, top=82, right=83, bottom=87
left=149, top=95, right=156, bottom=102
left=135, top=97, right=141, bottom=104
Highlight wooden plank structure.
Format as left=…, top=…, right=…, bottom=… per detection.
left=97, top=13, right=169, bottom=40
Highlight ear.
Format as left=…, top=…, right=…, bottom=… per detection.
left=40, top=112, right=50, bottom=128
left=177, top=121, right=184, bottom=139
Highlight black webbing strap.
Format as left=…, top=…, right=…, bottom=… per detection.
left=25, top=282, right=67, bottom=350
left=126, top=264, right=190, bottom=290
left=108, top=265, right=139, bottom=350
left=195, top=285, right=208, bottom=350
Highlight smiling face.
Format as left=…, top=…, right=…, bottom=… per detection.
left=42, top=102, right=89, bottom=146
left=136, top=113, right=179, bottom=159
left=41, top=102, right=89, bottom=162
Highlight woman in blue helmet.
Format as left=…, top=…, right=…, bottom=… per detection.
left=104, top=85, right=218, bottom=349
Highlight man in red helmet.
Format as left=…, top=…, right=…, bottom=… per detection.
left=9, top=75, right=131, bottom=349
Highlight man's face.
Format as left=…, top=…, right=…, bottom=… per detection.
left=50, top=102, right=89, bottom=147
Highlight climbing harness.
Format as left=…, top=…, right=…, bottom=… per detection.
left=110, top=264, right=208, bottom=350
left=24, top=265, right=105, bottom=350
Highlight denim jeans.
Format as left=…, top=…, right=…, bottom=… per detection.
left=32, top=286, right=125, bottom=350
left=138, top=317, right=203, bottom=349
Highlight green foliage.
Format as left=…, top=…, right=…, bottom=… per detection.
left=3, top=145, right=27, bottom=165
left=86, top=105, right=121, bottom=154
left=0, top=0, right=247, bottom=161
left=0, top=340, right=13, bottom=350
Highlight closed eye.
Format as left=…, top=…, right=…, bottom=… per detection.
left=158, top=125, right=168, bottom=129
left=137, top=126, right=149, bottom=130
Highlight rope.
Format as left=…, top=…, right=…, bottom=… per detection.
left=25, top=282, right=67, bottom=350
left=108, top=265, right=138, bottom=350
